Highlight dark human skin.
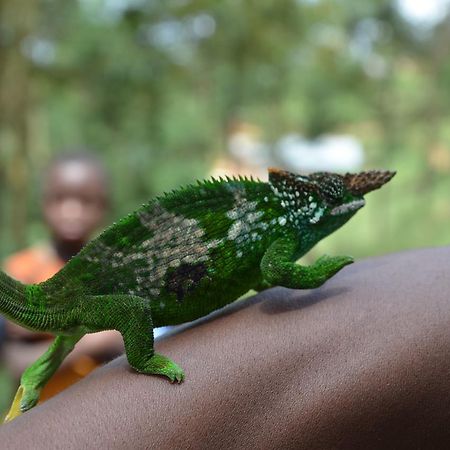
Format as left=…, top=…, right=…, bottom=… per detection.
left=4, top=157, right=123, bottom=375
left=1, top=246, right=450, bottom=449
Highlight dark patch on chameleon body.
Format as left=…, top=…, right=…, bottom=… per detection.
left=166, top=263, right=208, bottom=303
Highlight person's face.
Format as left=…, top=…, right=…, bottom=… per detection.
left=43, top=161, right=109, bottom=243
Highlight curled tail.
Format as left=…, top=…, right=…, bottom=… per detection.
left=0, top=270, right=27, bottom=320
left=0, top=270, right=58, bottom=332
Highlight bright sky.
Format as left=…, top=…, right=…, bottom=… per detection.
left=396, top=0, right=450, bottom=26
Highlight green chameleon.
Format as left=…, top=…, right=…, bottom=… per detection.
left=0, top=167, right=394, bottom=422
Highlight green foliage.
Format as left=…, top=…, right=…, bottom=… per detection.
left=1, top=0, right=450, bottom=259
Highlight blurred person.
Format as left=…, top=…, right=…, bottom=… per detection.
left=2, top=152, right=124, bottom=402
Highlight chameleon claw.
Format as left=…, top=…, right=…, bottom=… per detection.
left=315, top=254, right=354, bottom=276
left=4, top=385, right=25, bottom=423
left=174, top=370, right=185, bottom=383
left=167, top=372, right=185, bottom=384
left=169, top=370, right=184, bottom=384
left=141, top=353, right=185, bottom=384
left=167, top=366, right=185, bottom=384
left=3, top=383, right=40, bottom=423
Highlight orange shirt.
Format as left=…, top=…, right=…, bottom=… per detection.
left=3, top=245, right=64, bottom=285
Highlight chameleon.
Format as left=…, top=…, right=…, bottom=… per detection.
left=0, top=167, right=394, bottom=422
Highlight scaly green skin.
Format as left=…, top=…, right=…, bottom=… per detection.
left=0, top=168, right=395, bottom=421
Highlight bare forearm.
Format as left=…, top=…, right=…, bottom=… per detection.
left=2, top=247, right=450, bottom=449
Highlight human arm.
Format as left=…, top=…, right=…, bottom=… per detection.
left=3, top=331, right=124, bottom=379
left=1, top=246, right=450, bottom=449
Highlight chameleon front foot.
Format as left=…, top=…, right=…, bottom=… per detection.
left=138, top=353, right=185, bottom=383
left=261, top=237, right=355, bottom=289
left=314, top=254, right=354, bottom=277
left=298, top=254, right=354, bottom=288
left=3, top=384, right=40, bottom=423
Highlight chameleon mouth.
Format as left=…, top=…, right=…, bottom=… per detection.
left=330, top=199, right=365, bottom=216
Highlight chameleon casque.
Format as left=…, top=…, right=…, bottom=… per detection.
left=0, top=167, right=394, bottom=422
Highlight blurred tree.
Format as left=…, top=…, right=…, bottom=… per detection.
left=0, top=0, right=38, bottom=247
left=1, top=0, right=450, bottom=258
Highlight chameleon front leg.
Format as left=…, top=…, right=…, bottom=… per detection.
left=81, top=295, right=184, bottom=383
left=260, top=237, right=354, bottom=289
left=4, top=333, right=83, bottom=423
left=251, top=279, right=272, bottom=293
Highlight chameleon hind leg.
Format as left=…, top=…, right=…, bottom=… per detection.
left=4, top=333, right=83, bottom=423
left=82, top=295, right=184, bottom=383
left=260, top=237, right=354, bottom=289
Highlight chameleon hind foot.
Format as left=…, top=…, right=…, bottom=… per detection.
left=84, top=296, right=184, bottom=383
left=139, top=353, right=185, bottom=383
left=88, top=295, right=185, bottom=383
left=3, top=384, right=40, bottom=423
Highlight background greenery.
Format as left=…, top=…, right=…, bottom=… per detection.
left=1, top=0, right=450, bottom=262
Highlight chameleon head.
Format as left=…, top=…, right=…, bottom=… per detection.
left=268, top=168, right=396, bottom=230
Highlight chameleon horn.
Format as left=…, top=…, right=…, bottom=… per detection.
left=343, top=170, right=396, bottom=196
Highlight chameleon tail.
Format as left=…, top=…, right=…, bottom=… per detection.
left=0, top=272, right=84, bottom=422
left=0, top=270, right=28, bottom=324
left=0, top=270, right=58, bottom=332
